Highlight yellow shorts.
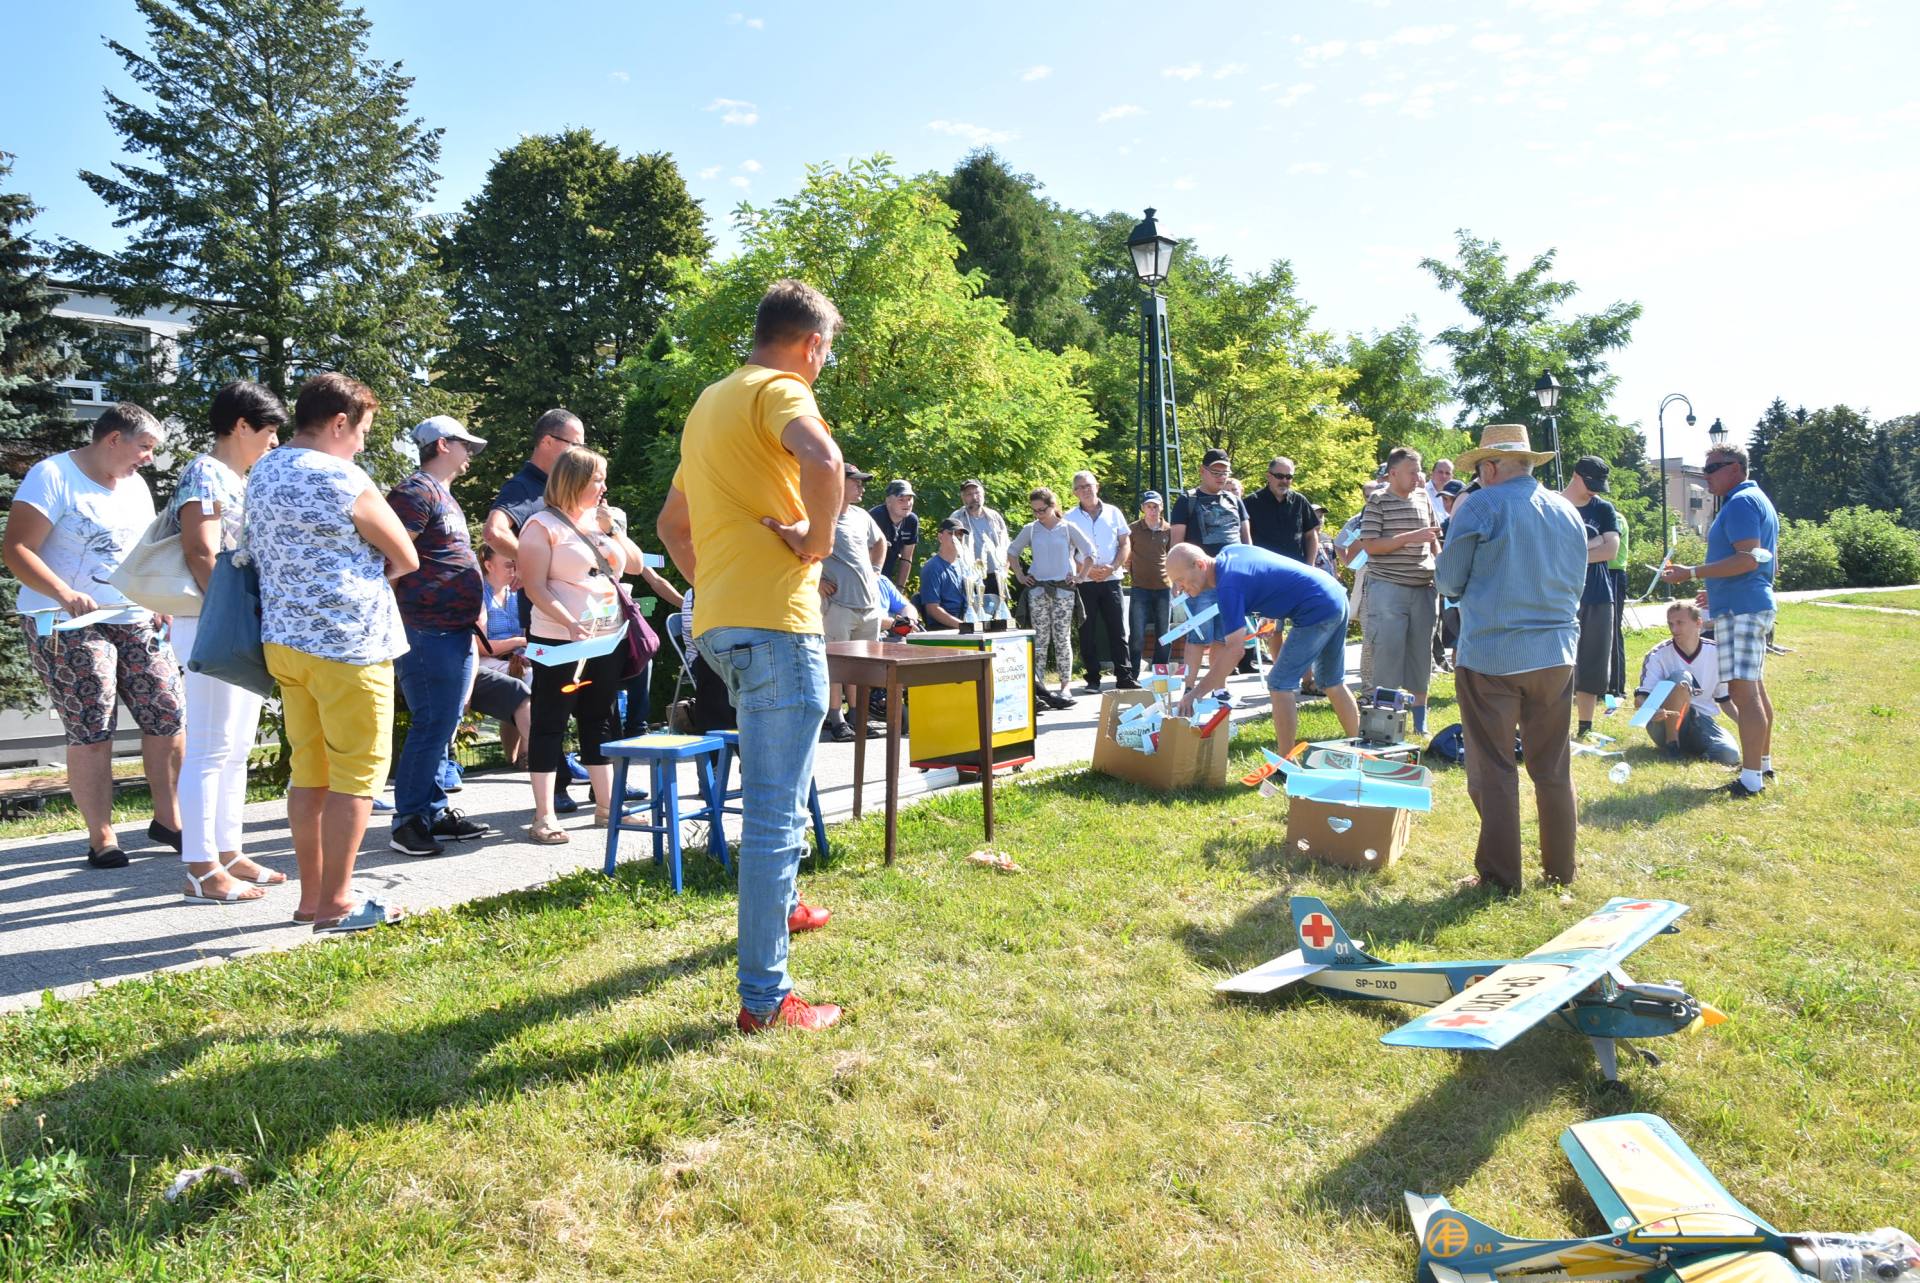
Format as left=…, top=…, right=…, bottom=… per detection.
left=264, top=642, right=395, bottom=798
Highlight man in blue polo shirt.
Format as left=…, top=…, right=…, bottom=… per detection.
left=1166, top=543, right=1360, bottom=754
left=1661, top=444, right=1779, bottom=797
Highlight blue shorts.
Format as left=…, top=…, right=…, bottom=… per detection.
left=1266, top=604, right=1349, bottom=694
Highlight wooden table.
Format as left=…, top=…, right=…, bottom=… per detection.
left=825, top=641, right=995, bottom=865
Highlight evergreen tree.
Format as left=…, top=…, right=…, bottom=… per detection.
left=60, top=0, right=450, bottom=471
left=1854, top=425, right=1909, bottom=523
left=0, top=155, right=88, bottom=711
left=440, top=129, right=710, bottom=491
left=1745, top=397, right=1793, bottom=491
left=942, top=151, right=1097, bottom=354
left=1762, top=404, right=1875, bottom=520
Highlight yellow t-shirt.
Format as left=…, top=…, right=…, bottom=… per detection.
left=673, top=364, right=828, bottom=636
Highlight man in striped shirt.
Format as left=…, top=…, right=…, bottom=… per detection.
left=1354, top=446, right=1443, bottom=733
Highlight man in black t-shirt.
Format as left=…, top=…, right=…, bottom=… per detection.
left=1563, top=455, right=1621, bottom=737
left=869, top=478, right=920, bottom=590
left=1170, top=448, right=1252, bottom=555
left=1244, top=455, right=1321, bottom=565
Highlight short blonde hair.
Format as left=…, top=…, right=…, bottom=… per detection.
left=545, top=445, right=609, bottom=514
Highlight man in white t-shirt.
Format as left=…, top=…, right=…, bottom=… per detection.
left=1634, top=600, right=1741, bottom=765
left=1, top=403, right=186, bottom=870
left=1065, top=470, right=1136, bottom=692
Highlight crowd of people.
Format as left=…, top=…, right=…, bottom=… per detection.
left=1, top=275, right=1782, bottom=1029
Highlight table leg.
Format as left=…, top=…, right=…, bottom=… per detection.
left=975, top=664, right=995, bottom=842
left=851, top=682, right=868, bottom=819
left=884, top=674, right=902, bottom=865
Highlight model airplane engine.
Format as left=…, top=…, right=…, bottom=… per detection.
left=1790, top=1229, right=1920, bottom=1282
left=1358, top=687, right=1413, bottom=746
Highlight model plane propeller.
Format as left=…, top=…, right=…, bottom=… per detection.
left=1216, top=896, right=1727, bottom=1081
left=1407, top=1112, right=1918, bottom=1283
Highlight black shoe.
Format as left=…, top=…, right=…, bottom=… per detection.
left=86, top=846, right=129, bottom=870
left=147, top=820, right=182, bottom=853
left=1079, top=678, right=1103, bottom=695
left=1046, top=691, right=1078, bottom=709
left=1763, top=767, right=1776, bottom=781
left=823, top=719, right=856, bottom=743
left=1115, top=677, right=1142, bottom=690
left=1722, top=778, right=1765, bottom=799
left=430, top=809, right=490, bottom=841
left=554, top=791, right=581, bottom=814
left=389, top=815, right=446, bottom=857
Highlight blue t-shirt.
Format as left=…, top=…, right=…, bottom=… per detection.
left=917, top=553, right=969, bottom=620
left=1705, top=479, right=1778, bottom=617
left=1212, top=544, right=1346, bottom=632
left=1576, top=497, right=1618, bottom=607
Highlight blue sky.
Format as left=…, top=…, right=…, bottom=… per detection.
left=6, top=0, right=1915, bottom=463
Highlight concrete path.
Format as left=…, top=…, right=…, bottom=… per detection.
left=1, top=667, right=1295, bottom=1013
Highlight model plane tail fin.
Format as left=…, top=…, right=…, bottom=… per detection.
left=1291, top=896, right=1384, bottom=966
left=1405, top=1193, right=1508, bottom=1282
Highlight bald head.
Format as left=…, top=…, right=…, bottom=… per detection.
left=1165, top=542, right=1213, bottom=596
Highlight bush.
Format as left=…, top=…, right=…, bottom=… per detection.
left=1826, top=505, right=1920, bottom=587
left=1775, top=518, right=1843, bottom=590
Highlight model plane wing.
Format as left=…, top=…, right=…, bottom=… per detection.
left=1560, top=1113, right=1779, bottom=1239
left=1527, top=897, right=1689, bottom=963
left=1672, top=1254, right=1806, bottom=1283
left=1213, top=948, right=1325, bottom=995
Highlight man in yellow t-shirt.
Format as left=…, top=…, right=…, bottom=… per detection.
left=657, top=279, right=846, bottom=1034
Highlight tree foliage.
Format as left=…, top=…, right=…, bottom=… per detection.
left=1344, top=321, right=1470, bottom=466
left=0, top=156, right=88, bottom=711
left=59, top=0, right=450, bottom=476
left=941, top=150, right=1097, bottom=355
left=1825, top=505, right=1920, bottom=587
left=1421, top=230, right=1642, bottom=466
left=440, top=128, right=709, bottom=492
left=616, top=156, right=1099, bottom=529
left=1757, top=403, right=1876, bottom=521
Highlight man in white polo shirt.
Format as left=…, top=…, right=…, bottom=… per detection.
left=1633, top=600, right=1741, bottom=765
left=1065, top=470, right=1135, bottom=692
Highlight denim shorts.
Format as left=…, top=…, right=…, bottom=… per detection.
left=1267, top=605, right=1350, bottom=693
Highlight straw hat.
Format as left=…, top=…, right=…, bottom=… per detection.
left=1454, top=423, right=1557, bottom=470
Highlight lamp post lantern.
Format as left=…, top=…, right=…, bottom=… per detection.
left=1128, top=208, right=1183, bottom=502
left=1656, top=392, right=1696, bottom=569
left=1708, top=417, right=1729, bottom=451
left=1533, top=370, right=1563, bottom=489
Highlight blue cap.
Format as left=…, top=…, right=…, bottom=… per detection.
left=1142, top=490, right=1164, bottom=505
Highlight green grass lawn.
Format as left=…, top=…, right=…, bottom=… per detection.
left=1826, top=588, right=1920, bottom=611
left=3, top=602, right=1916, bottom=1280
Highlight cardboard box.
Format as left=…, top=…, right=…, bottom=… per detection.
left=1282, top=795, right=1411, bottom=872
left=1091, top=690, right=1232, bottom=792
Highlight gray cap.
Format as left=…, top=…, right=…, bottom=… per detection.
left=885, top=479, right=915, bottom=498
left=412, top=415, right=487, bottom=454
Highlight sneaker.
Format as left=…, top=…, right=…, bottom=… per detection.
left=431, top=809, right=491, bottom=841
left=86, top=846, right=129, bottom=870
left=823, top=719, right=856, bottom=743
left=371, top=797, right=394, bottom=813
left=788, top=901, right=831, bottom=933
left=1080, top=678, right=1104, bottom=695
left=1115, top=676, right=1143, bottom=691
left=1048, top=690, right=1078, bottom=709
left=564, top=752, right=590, bottom=783
left=1722, top=778, right=1765, bottom=799
left=147, top=820, right=183, bottom=853
left=736, top=992, right=842, bottom=1034
left=389, top=815, right=445, bottom=857
left=554, top=790, right=581, bottom=814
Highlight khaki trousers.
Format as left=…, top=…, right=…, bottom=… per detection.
left=1455, top=664, right=1578, bottom=890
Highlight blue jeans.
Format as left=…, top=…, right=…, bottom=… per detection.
left=1129, top=587, right=1171, bottom=671
left=394, top=626, right=476, bottom=825
left=1267, top=604, right=1350, bottom=693
left=1647, top=708, right=1741, bottom=765
left=696, top=626, right=829, bottom=1015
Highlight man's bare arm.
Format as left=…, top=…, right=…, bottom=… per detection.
left=656, top=486, right=696, bottom=583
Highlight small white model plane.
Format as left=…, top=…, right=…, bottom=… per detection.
left=1407, top=1112, right=1918, bottom=1283
left=1215, top=896, right=1725, bottom=1081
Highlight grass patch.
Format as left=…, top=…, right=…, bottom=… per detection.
left=1826, top=588, right=1920, bottom=611
left=2, top=604, right=1916, bottom=1279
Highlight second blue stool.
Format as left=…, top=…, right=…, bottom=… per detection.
left=711, top=728, right=830, bottom=864
left=600, top=733, right=729, bottom=892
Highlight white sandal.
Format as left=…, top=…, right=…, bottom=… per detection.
left=220, top=855, right=288, bottom=886
left=183, top=865, right=266, bottom=903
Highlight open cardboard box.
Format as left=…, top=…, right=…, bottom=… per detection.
left=1091, top=690, right=1232, bottom=792
left=1282, top=795, right=1411, bottom=872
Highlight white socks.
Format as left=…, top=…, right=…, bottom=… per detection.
left=1760, top=755, right=1772, bottom=773
left=1740, top=768, right=1765, bottom=791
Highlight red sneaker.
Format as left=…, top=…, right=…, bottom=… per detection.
left=736, top=992, right=842, bottom=1033
left=787, top=901, right=831, bottom=933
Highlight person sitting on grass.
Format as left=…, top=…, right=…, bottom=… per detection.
left=1634, top=600, right=1742, bottom=766
left=1165, top=542, right=1360, bottom=754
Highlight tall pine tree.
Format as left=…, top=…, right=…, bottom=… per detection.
left=1746, top=397, right=1793, bottom=492
left=942, top=151, right=1098, bottom=354
left=60, top=0, right=450, bottom=470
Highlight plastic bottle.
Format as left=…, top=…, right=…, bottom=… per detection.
left=1609, top=761, right=1632, bottom=785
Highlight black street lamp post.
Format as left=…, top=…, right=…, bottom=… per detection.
left=1534, top=371, right=1563, bottom=489
left=1128, top=208, right=1182, bottom=502
left=1707, top=418, right=1729, bottom=451
left=1657, top=393, right=1696, bottom=567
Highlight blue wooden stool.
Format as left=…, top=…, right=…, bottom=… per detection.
left=600, top=733, right=729, bottom=892
left=711, top=729, right=831, bottom=865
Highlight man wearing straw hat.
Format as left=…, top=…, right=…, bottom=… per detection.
left=1435, top=424, right=1589, bottom=892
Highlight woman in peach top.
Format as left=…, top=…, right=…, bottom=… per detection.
left=516, top=446, right=645, bottom=842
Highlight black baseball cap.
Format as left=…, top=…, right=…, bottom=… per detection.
left=1573, top=456, right=1611, bottom=493
left=845, top=462, right=873, bottom=481
left=937, top=517, right=969, bottom=536
left=1201, top=448, right=1231, bottom=468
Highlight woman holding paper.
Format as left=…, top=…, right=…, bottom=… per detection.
left=517, top=446, right=644, bottom=842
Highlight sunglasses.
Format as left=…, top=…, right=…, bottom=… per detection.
left=1268, top=472, right=1294, bottom=481
left=1702, top=459, right=1738, bottom=475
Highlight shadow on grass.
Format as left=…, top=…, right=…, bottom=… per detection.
left=1581, top=779, right=1724, bottom=829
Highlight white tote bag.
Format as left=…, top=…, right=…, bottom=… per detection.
left=106, top=512, right=204, bottom=617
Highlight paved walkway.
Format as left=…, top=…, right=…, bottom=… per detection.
left=1, top=667, right=1293, bottom=1012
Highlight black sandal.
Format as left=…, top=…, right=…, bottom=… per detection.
left=86, top=847, right=129, bottom=869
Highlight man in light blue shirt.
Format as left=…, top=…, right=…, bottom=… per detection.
left=1660, top=445, right=1779, bottom=798
left=1435, top=425, right=1587, bottom=893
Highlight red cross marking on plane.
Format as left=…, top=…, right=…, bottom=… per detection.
left=1619, top=901, right=1659, bottom=910
left=1433, top=1014, right=1491, bottom=1029
left=1299, top=914, right=1336, bottom=949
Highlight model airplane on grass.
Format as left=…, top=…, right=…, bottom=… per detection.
left=1215, top=896, right=1725, bottom=1081
left=1407, top=1112, right=1918, bottom=1283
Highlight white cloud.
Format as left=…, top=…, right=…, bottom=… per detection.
left=727, top=13, right=764, bottom=28
left=1162, top=62, right=1204, bottom=80
left=1021, top=64, right=1051, bottom=81
left=1097, top=104, right=1144, bottom=123
left=698, top=166, right=722, bottom=180
left=1357, top=91, right=1397, bottom=107
left=1172, top=176, right=1197, bottom=191
left=740, top=159, right=763, bottom=173
left=1300, top=39, right=1348, bottom=64
left=1273, top=82, right=1315, bottom=108
left=729, top=176, right=751, bottom=189
left=1287, top=161, right=1331, bottom=175
left=1189, top=97, right=1233, bottom=110
left=1587, top=34, right=1627, bottom=54
left=1392, top=24, right=1457, bottom=45
left=608, top=70, right=630, bottom=83
left=1471, top=32, right=1526, bottom=54
left=706, top=97, right=759, bottom=126
left=1214, top=61, right=1249, bottom=79
left=927, top=119, right=1017, bottom=146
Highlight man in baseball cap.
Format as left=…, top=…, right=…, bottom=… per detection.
left=412, top=414, right=488, bottom=455
left=870, top=478, right=919, bottom=590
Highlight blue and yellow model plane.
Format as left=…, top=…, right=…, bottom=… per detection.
left=1215, top=896, right=1725, bottom=1081
left=1407, top=1112, right=1919, bottom=1282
